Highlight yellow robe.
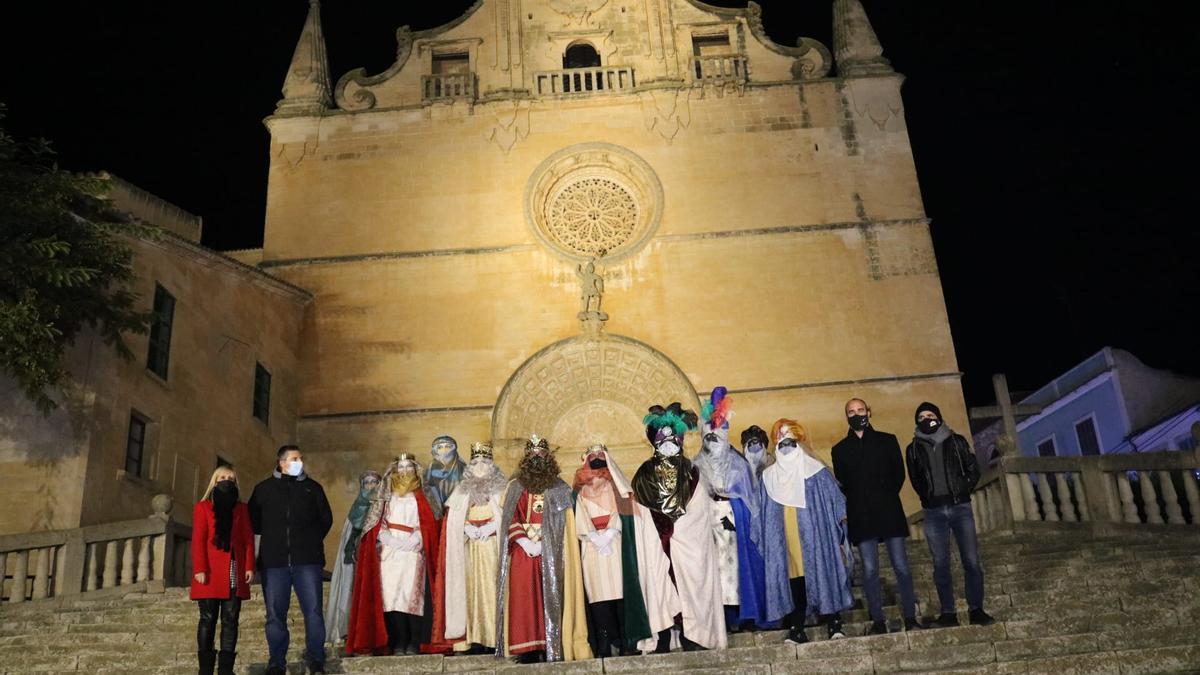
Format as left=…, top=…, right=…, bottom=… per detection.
left=784, top=505, right=805, bottom=579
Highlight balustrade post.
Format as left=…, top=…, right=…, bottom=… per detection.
left=58, top=530, right=86, bottom=596
left=102, top=540, right=118, bottom=588
left=1036, top=474, right=1060, bottom=521
left=1054, top=473, right=1078, bottom=522
left=1183, top=470, right=1200, bottom=525
left=1157, top=470, right=1185, bottom=524
left=120, top=538, right=135, bottom=586
left=1004, top=472, right=1027, bottom=522
left=137, top=536, right=152, bottom=583
left=85, top=543, right=99, bottom=592
left=0, top=551, right=7, bottom=601
left=1019, top=473, right=1039, bottom=521
left=1116, top=472, right=1140, bottom=523
left=1138, top=471, right=1164, bottom=524
left=10, top=550, right=28, bottom=603
left=975, top=490, right=991, bottom=532
left=1072, top=472, right=1091, bottom=522
left=31, top=547, right=50, bottom=600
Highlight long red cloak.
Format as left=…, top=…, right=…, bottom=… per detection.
left=423, top=522, right=455, bottom=654
left=344, top=489, right=439, bottom=656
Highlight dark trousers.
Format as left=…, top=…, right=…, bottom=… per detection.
left=784, top=576, right=840, bottom=631
left=384, top=611, right=423, bottom=652
left=197, top=597, right=242, bottom=652
left=262, top=564, right=326, bottom=668
left=857, top=536, right=918, bottom=621
left=589, top=600, right=623, bottom=655
left=923, top=503, right=985, bottom=613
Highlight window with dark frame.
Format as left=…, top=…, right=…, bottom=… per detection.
left=125, top=413, right=147, bottom=477
left=146, top=284, right=176, bottom=379
left=253, top=362, right=271, bottom=424
left=1036, top=437, right=1057, bottom=457
left=432, top=52, right=470, bottom=75
left=1075, top=417, right=1101, bottom=456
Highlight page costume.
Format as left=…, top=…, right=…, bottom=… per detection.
left=325, top=470, right=380, bottom=644
left=424, top=435, right=465, bottom=519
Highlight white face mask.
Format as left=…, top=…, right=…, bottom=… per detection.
left=285, top=459, right=304, bottom=476
left=656, top=440, right=681, bottom=457
left=746, top=441, right=764, bottom=454
left=776, top=440, right=797, bottom=456
left=469, top=459, right=492, bottom=477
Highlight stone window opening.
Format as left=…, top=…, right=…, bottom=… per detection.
left=125, top=411, right=149, bottom=477
left=146, top=283, right=175, bottom=380
left=253, top=361, right=271, bottom=425
left=432, top=51, right=470, bottom=75
left=563, top=42, right=601, bottom=69
left=691, top=31, right=744, bottom=82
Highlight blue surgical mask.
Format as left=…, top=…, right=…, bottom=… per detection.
left=286, top=460, right=304, bottom=477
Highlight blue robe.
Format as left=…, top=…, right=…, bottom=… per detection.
left=790, top=468, right=854, bottom=617
left=754, top=476, right=794, bottom=625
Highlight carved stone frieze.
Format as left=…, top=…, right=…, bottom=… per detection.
left=483, top=99, right=532, bottom=153
left=638, top=87, right=692, bottom=143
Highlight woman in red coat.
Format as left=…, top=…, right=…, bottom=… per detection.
left=192, top=465, right=255, bottom=675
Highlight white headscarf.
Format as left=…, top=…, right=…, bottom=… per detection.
left=762, top=442, right=826, bottom=509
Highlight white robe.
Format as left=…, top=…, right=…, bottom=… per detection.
left=379, top=494, right=425, bottom=614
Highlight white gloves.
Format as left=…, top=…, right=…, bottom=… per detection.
left=380, top=528, right=421, bottom=552
left=587, top=528, right=618, bottom=556
left=516, top=537, right=543, bottom=558
left=476, top=521, right=498, bottom=539
left=464, top=521, right=498, bottom=541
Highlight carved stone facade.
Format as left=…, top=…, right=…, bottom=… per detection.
left=210, top=0, right=966, bottom=568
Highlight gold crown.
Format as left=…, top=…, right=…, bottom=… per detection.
left=395, top=453, right=417, bottom=465
left=525, top=434, right=551, bottom=453
left=470, top=442, right=494, bottom=459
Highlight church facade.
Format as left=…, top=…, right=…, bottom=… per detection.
left=2, top=1, right=967, bottom=559
left=242, top=0, right=966, bottom=546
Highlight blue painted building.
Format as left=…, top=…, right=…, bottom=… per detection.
left=974, top=348, right=1200, bottom=459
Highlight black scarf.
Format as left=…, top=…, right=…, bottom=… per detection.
left=211, top=482, right=238, bottom=552
left=632, top=453, right=695, bottom=521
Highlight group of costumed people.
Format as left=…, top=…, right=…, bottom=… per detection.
left=322, top=389, right=856, bottom=664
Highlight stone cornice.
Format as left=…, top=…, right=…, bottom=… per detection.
left=138, top=231, right=313, bottom=303
left=258, top=218, right=931, bottom=270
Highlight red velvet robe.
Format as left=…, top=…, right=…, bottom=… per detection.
left=424, top=522, right=455, bottom=654
left=506, top=489, right=546, bottom=655
left=345, top=489, right=439, bottom=656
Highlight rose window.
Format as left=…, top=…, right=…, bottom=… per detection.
left=546, top=178, right=639, bottom=257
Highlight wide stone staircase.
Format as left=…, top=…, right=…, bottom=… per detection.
left=3, top=528, right=1199, bottom=675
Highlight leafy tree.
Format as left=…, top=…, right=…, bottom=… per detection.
left=0, top=103, right=154, bottom=413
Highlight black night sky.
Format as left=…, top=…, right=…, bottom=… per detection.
left=1, top=1, right=1194, bottom=408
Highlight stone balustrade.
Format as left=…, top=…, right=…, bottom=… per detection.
left=421, top=73, right=476, bottom=102
left=692, top=54, right=749, bottom=85
left=909, top=449, right=1200, bottom=538
left=0, top=494, right=191, bottom=604
left=533, top=66, right=635, bottom=96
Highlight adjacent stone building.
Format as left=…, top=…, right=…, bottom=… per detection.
left=0, top=177, right=310, bottom=535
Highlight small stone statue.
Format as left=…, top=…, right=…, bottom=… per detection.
left=576, top=259, right=605, bottom=316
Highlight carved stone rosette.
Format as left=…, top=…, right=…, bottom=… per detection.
left=524, top=143, right=664, bottom=263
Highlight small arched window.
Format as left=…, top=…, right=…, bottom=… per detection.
left=563, top=42, right=601, bottom=69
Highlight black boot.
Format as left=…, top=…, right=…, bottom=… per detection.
left=216, top=651, right=235, bottom=675
left=198, top=650, right=216, bottom=675
left=680, top=633, right=706, bottom=652
left=655, top=628, right=672, bottom=653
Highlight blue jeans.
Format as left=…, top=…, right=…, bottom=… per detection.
left=262, top=565, right=326, bottom=667
left=922, top=503, right=985, bottom=614
left=857, top=536, right=917, bottom=621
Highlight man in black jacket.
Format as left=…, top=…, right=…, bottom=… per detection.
left=904, top=402, right=994, bottom=628
left=831, top=398, right=920, bottom=635
left=249, top=445, right=334, bottom=675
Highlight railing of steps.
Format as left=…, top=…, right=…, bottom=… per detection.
left=0, top=494, right=191, bottom=604
left=908, top=449, right=1200, bottom=538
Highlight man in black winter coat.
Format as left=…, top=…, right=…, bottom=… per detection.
left=904, top=402, right=994, bottom=628
left=249, top=445, right=334, bottom=675
left=831, top=398, right=921, bottom=635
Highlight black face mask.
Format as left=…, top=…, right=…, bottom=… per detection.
left=848, top=414, right=870, bottom=432
left=588, top=458, right=608, bottom=470
left=214, top=480, right=239, bottom=499
left=919, top=418, right=942, bottom=434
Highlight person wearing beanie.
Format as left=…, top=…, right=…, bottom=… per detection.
left=831, top=398, right=921, bottom=635
left=904, top=402, right=994, bottom=628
